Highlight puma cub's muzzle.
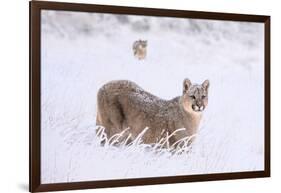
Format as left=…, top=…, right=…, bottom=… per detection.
left=192, top=104, right=205, bottom=112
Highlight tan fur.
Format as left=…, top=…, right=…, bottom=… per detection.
left=96, top=79, right=209, bottom=145
left=132, top=40, right=147, bottom=60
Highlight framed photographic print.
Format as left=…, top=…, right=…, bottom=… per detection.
left=30, top=1, right=270, bottom=192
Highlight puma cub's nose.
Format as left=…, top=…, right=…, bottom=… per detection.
left=193, top=105, right=204, bottom=112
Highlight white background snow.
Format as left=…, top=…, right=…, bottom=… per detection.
left=40, top=10, right=264, bottom=183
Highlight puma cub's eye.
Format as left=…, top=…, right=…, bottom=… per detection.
left=190, top=95, right=196, bottom=100
left=202, top=95, right=206, bottom=99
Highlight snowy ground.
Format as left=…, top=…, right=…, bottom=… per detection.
left=41, top=10, right=265, bottom=183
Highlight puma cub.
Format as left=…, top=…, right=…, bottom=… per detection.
left=132, top=40, right=147, bottom=60
left=96, top=79, right=209, bottom=145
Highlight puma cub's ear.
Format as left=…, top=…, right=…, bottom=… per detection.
left=144, top=40, right=147, bottom=46
left=183, top=78, right=192, bottom=93
left=202, top=79, right=210, bottom=89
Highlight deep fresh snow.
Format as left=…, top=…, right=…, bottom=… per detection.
left=41, top=10, right=265, bottom=183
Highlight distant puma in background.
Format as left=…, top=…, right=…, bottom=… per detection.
left=132, top=40, right=147, bottom=60
left=96, top=79, right=209, bottom=145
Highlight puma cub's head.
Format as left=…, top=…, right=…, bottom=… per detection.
left=137, top=40, right=147, bottom=48
left=182, top=78, right=210, bottom=113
